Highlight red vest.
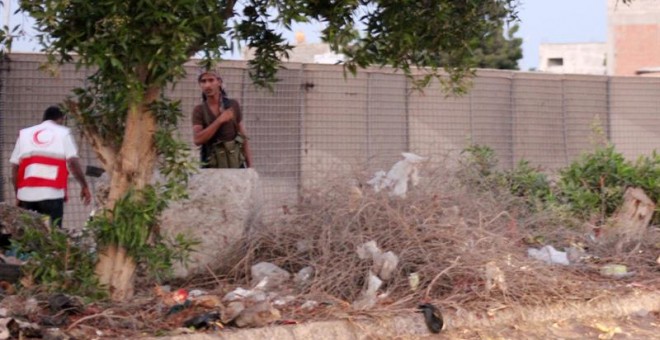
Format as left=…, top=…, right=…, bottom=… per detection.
left=16, top=155, right=69, bottom=190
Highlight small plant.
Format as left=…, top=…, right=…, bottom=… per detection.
left=503, top=159, right=553, bottom=210
left=89, top=187, right=200, bottom=283
left=13, top=227, right=106, bottom=299
left=461, top=144, right=499, bottom=178
left=557, top=145, right=633, bottom=222
left=458, top=145, right=552, bottom=210
left=457, top=144, right=505, bottom=191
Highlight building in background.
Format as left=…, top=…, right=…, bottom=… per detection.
left=539, top=0, right=660, bottom=76
left=538, top=43, right=607, bottom=75
left=242, top=31, right=344, bottom=64
left=608, top=0, right=660, bottom=76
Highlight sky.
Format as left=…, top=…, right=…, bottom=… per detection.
left=3, top=0, right=608, bottom=71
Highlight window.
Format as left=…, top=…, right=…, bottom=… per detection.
left=548, top=58, right=564, bottom=67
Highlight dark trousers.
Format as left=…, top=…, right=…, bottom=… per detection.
left=19, top=198, right=65, bottom=228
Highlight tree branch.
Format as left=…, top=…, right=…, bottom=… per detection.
left=64, top=99, right=117, bottom=173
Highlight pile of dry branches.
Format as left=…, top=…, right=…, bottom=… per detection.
left=216, top=164, right=659, bottom=316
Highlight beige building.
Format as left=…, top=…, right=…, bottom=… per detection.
left=538, top=43, right=607, bottom=75
left=540, top=0, right=660, bottom=76
left=242, top=32, right=344, bottom=64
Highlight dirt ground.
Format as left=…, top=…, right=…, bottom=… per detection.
left=439, top=312, right=660, bottom=340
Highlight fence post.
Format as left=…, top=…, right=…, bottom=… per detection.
left=0, top=56, right=6, bottom=202
left=606, top=76, right=612, bottom=142
left=561, top=77, right=569, bottom=165
left=509, top=73, right=516, bottom=169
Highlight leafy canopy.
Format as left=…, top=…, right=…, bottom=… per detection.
left=20, top=0, right=521, bottom=90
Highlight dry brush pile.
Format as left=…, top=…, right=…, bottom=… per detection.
left=216, top=163, right=660, bottom=318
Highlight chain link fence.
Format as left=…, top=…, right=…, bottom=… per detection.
left=1, top=53, right=659, bottom=229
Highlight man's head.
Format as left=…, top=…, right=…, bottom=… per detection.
left=197, top=69, right=227, bottom=101
left=42, top=106, right=65, bottom=123
left=197, top=69, right=223, bottom=84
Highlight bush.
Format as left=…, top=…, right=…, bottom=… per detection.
left=13, top=227, right=105, bottom=299
left=458, top=145, right=552, bottom=209
left=557, top=145, right=660, bottom=224
left=460, top=144, right=660, bottom=225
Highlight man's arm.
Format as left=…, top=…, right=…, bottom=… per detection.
left=11, top=164, right=18, bottom=206
left=193, top=108, right=235, bottom=146
left=67, top=157, right=92, bottom=205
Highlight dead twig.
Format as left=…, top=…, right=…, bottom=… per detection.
left=66, top=310, right=130, bottom=331
left=205, top=263, right=223, bottom=287
left=424, top=256, right=461, bottom=300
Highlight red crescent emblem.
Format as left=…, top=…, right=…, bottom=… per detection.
left=32, top=129, right=54, bottom=146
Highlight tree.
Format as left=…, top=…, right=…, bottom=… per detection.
left=463, top=1, right=522, bottom=70
left=18, top=0, right=520, bottom=301
left=472, top=24, right=522, bottom=70
left=379, top=2, right=522, bottom=71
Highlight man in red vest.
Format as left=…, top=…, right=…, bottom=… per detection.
left=10, top=106, right=92, bottom=228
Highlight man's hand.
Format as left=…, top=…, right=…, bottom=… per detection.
left=81, top=186, right=92, bottom=205
left=219, top=107, right=235, bottom=123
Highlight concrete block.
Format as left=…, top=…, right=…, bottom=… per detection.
left=159, top=169, right=261, bottom=278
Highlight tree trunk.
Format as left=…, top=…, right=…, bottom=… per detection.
left=94, top=87, right=160, bottom=301
left=95, top=244, right=117, bottom=287
left=603, top=187, right=656, bottom=253
left=107, top=88, right=160, bottom=207
left=95, top=244, right=137, bottom=301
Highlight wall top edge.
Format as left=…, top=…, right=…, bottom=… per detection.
left=4, top=53, right=660, bottom=84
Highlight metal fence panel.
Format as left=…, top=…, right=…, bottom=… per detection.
left=563, top=75, right=609, bottom=160
left=2, top=53, right=660, bottom=230
left=512, top=73, right=566, bottom=170
left=471, top=70, right=514, bottom=169
left=609, top=77, right=660, bottom=160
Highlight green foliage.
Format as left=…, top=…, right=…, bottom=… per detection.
left=459, top=143, right=660, bottom=225
left=457, top=144, right=502, bottom=192
left=458, top=144, right=552, bottom=208
left=347, top=1, right=520, bottom=91
left=88, top=187, right=200, bottom=282
left=558, top=146, right=660, bottom=224
left=0, top=0, right=20, bottom=58
left=472, top=24, right=523, bottom=70
left=631, top=151, right=660, bottom=201
left=505, top=160, right=552, bottom=201
left=460, top=144, right=499, bottom=178
left=21, top=0, right=520, bottom=92
left=12, top=227, right=106, bottom=299
left=136, top=233, right=200, bottom=282
left=151, top=96, right=199, bottom=200
left=557, top=146, right=632, bottom=221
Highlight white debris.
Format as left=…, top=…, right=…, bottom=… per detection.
left=357, top=241, right=399, bottom=281
left=356, top=240, right=381, bottom=260
left=251, top=262, right=291, bottom=290
left=301, top=300, right=319, bottom=311
left=273, top=295, right=296, bottom=307
left=376, top=251, right=399, bottom=281
left=222, top=288, right=253, bottom=302
left=294, top=266, right=314, bottom=287
left=367, top=152, right=428, bottom=198
left=527, top=245, right=570, bottom=266
left=352, top=271, right=383, bottom=310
